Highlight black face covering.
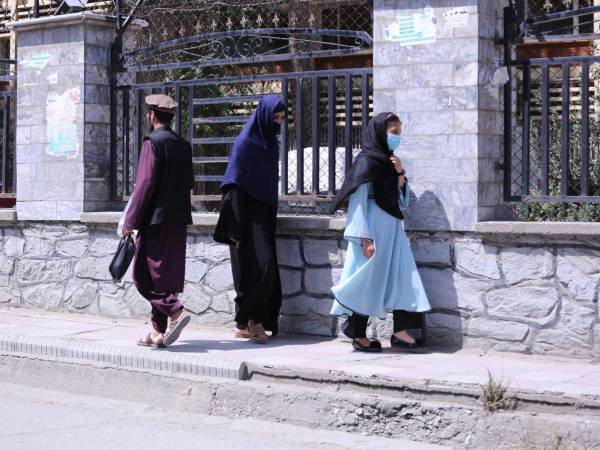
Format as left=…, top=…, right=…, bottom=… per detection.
left=273, top=122, right=282, bottom=134
left=330, top=112, right=403, bottom=219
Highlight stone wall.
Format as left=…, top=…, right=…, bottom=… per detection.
left=1, top=218, right=598, bottom=360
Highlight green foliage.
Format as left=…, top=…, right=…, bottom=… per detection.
left=479, top=370, right=513, bottom=412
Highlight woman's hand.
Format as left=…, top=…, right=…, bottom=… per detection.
left=122, top=225, right=133, bottom=237
left=390, top=156, right=404, bottom=174
left=362, top=239, right=375, bottom=258
left=229, top=236, right=241, bottom=249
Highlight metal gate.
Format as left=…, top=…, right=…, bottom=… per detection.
left=504, top=2, right=600, bottom=202
left=111, top=1, right=374, bottom=212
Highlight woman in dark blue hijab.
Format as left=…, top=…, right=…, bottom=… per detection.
left=214, top=94, right=286, bottom=344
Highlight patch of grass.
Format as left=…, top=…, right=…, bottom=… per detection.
left=479, top=370, right=514, bottom=412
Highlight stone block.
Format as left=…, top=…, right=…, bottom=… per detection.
left=454, top=238, right=500, bottom=279
left=426, top=312, right=463, bottom=330
left=557, top=248, right=600, bottom=302
left=57, top=238, right=89, bottom=258
left=0, top=255, right=15, bottom=275
left=373, top=89, right=396, bottom=114
left=435, top=86, right=478, bottom=110
left=279, top=312, right=335, bottom=336
left=17, top=259, right=72, bottom=284
left=304, top=268, right=341, bottom=296
left=124, top=285, right=150, bottom=316
left=408, top=111, right=454, bottom=135
left=89, top=234, right=118, bottom=256
left=411, top=238, right=452, bottom=266
left=85, top=84, right=109, bottom=105
left=24, top=237, right=54, bottom=257
left=282, top=295, right=334, bottom=317
left=419, top=268, right=490, bottom=314
left=303, top=239, right=342, bottom=266
left=85, top=45, right=109, bottom=65
left=58, top=44, right=85, bottom=65
left=185, top=259, right=208, bottom=284
left=204, top=263, right=234, bottom=292
left=181, top=284, right=211, bottom=314
left=412, top=63, right=454, bottom=88
left=74, top=255, right=113, bottom=281
left=85, top=64, right=108, bottom=84
left=499, top=247, right=554, bottom=284
left=276, top=239, right=303, bottom=267
left=531, top=329, right=593, bottom=358
left=486, top=280, right=559, bottom=326
left=85, top=26, right=115, bottom=46
left=467, top=317, right=529, bottom=342
left=280, top=268, right=302, bottom=296
left=64, top=280, right=98, bottom=310
left=211, top=291, right=235, bottom=314
left=17, top=201, right=58, bottom=221
left=4, top=230, right=25, bottom=257
left=454, top=110, right=479, bottom=133
left=84, top=123, right=109, bottom=144
left=188, top=239, right=231, bottom=262
left=98, top=291, right=132, bottom=318
left=558, top=300, right=596, bottom=337
left=21, top=283, right=64, bottom=310
left=395, top=87, right=437, bottom=112
left=84, top=104, right=110, bottom=124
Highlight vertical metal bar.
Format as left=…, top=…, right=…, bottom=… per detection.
left=2, top=97, right=8, bottom=194
left=311, top=76, right=320, bottom=195
left=561, top=63, right=570, bottom=196
left=115, top=0, right=121, bottom=30
left=133, top=89, right=142, bottom=180
left=33, top=0, right=39, bottom=18
left=361, top=73, right=369, bottom=138
left=281, top=78, right=289, bottom=196
left=295, top=78, right=304, bottom=194
left=175, top=85, right=182, bottom=135
left=188, top=85, right=194, bottom=144
left=122, top=90, right=130, bottom=196
left=344, top=74, right=352, bottom=174
left=581, top=61, right=590, bottom=196
left=573, top=0, right=580, bottom=35
left=10, top=95, right=14, bottom=194
left=541, top=64, right=550, bottom=196
left=327, top=76, right=336, bottom=195
left=503, top=7, right=513, bottom=201
left=521, top=63, right=531, bottom=197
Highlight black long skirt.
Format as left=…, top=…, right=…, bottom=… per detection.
left=214, top=186, right=282, bottom=335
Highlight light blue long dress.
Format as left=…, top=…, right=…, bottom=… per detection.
left=330, top=181, right=431, bottom=318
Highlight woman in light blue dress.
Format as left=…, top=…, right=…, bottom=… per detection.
left=330, top=112, right=431, bottom=353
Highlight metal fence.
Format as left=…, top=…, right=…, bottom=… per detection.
left=0, top=59, right=15, bottom=203
left=112, top=0, right=374, bottom=213
left=504, top=3, right=600, bottom=202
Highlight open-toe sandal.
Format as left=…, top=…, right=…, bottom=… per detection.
left=137, top=333, right=165, bottom=348
left=248, top=322, right=268, bottom=344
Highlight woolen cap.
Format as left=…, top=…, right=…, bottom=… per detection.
left=145, top=94, right=178, bottom=114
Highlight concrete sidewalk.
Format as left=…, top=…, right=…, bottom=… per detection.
left=2, top=307, right=600, bottom=405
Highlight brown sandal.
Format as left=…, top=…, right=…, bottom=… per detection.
left=234, top=327, right=251, bottom=339
left=248, top=320, right=268, bottom=344
left=136, top=333, right=165, bottom=348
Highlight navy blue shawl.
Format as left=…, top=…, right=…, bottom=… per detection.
left=220, top=94, right=286, bottom=207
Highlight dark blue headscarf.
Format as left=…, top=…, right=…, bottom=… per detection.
left=221, top=94, right=286, bottom=207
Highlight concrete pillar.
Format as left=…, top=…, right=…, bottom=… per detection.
left=373, top=0, right=507, bottom=231
left=9, top=13, right=116, bottom=220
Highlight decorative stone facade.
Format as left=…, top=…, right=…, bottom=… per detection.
left=2, top=218, right=599, bottom=361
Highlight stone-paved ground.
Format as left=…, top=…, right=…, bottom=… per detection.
left=1, top=223, right=599, bottom=360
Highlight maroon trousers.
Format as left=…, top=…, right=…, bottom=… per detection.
left=133, top=223, right=187, bottom=333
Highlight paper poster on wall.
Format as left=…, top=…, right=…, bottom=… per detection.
left=46, top=87, right=81, bottom=158
left=443, top=7, right=470, bottom=30
left=21, top=53, right=51, bottom=71
left=384, top=7, right=436, bottom=46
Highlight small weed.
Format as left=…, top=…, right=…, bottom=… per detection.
left=479, top=370, right=513, bottom=412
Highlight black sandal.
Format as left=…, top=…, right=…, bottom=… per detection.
left=352, top=339, right=382, bottom=353
left=390, top=334, right=419, bottom=350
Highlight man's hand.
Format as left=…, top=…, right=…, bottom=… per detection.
left=362, top=239, right=375, bottom=258
left=229, top=236, right=241, bottom=249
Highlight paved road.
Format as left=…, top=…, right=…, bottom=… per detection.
left=0, top=383, right=448, bottom=450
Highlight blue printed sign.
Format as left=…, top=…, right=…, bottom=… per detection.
left=384, top=7, right=436, bottom=46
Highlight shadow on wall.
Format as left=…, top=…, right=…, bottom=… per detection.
left=372, top=190, right=464, bottom=351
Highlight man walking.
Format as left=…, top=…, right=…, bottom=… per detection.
left=123, top=94, right=194, bottom=348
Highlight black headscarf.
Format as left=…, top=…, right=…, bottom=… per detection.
left=331, top=112, right=403, bottom=219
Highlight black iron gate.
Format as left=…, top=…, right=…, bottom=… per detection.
left=111, top=1, right=373, bottom=212
left=504, top=2, right=600, bottom=202
left=0, top=59, right=15, bottom=203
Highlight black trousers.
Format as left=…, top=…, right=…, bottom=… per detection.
left=346, top=311, right=424, bottom=339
